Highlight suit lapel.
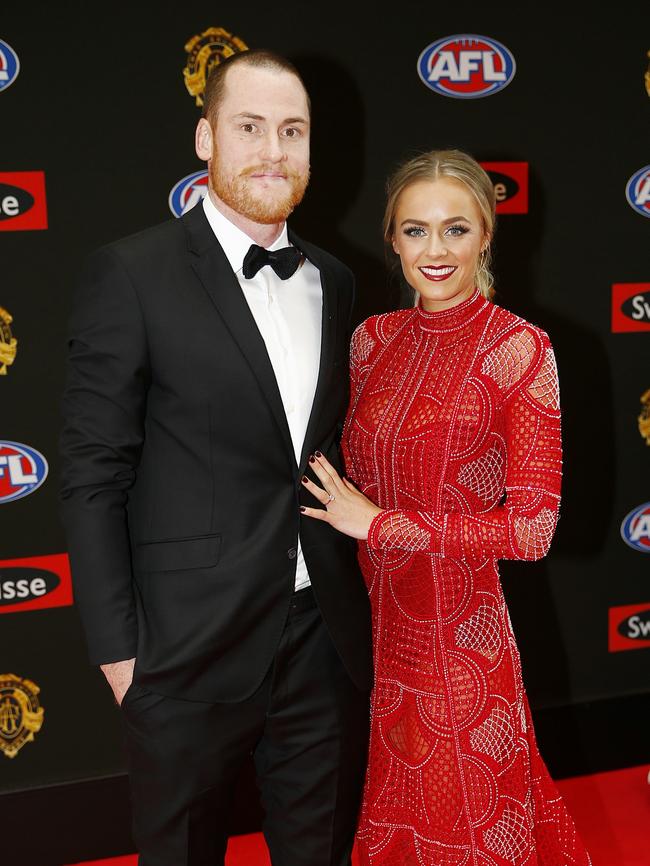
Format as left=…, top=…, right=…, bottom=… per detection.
left=290, top=229, right=340, bottom=473
left=183, top=204, right=297, bottom=469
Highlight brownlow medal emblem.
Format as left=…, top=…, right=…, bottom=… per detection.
left=183, top=27, right=248, bottom=107
left=0, top=674, right=44, bottom=758
left=639, top=389, right=650, bottom=446
left=0, top=306, right=17, bottom=375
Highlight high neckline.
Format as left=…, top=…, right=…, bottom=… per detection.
left=415, top=289, right=489, bottom=333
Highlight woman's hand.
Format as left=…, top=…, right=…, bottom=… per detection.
left=300, top=451, right=383, bottom=540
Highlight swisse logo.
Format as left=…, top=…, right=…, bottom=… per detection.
left=0, top=171, right=48, bottom=231
left=417, top=35, right=516, bottom=99
left=618, top=610, right=650, bottom=640
left=611, top=283, right=650, bottom=333
left=168, top=170, right=209, bottom=217
left=622, top=293, right=650, bottom=321
left=0, top=568, right=59, bottom=605
left=620, top=502, right=650, bottom=553
left=0, top=182, right=33, bottom=220
left=0, top=554, right=72, bottom=614
left=0, top=441, right=48, bottom=504
left=480, top=162, right=528, bottom=214
left=625, top=166, right=650, bottom=217
left=0, top=39, right=20, bottom=93
left=609, top=602, right=650, bottom=652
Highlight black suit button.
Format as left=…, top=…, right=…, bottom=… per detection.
left=287, top=548, right=297, bottom=559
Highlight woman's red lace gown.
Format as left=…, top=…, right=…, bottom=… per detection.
left=342, top=291, right=590, bottom=866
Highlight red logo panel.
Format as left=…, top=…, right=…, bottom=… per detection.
left=0, top=171, right=48, bottom=231
left=611, top=283, right=650, bottom=332
left=480, top=162, right=528, bottom=213
left=608, top=602, right=650, bottom=652
left=0, top=553, right=73, bottom=613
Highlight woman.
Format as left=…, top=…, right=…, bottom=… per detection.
left=301, top=149, right=590, bottom=865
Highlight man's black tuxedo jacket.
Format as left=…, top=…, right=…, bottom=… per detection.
left=60, top=203, right=373, bottom=703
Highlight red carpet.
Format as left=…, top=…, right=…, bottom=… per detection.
left=68, top=764, right=650, bottom=866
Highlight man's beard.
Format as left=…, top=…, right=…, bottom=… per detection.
left=210, top=160, right=309, bottom=224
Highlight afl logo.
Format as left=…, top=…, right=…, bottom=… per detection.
left=0, top=442, right=48, bottom=504
left=0, top=40, right=20, bottom=93
left=625, top=166, right=650, bottom=217
left=418, top=35, right=516, bottom=99
left=168, top=170, right=209, bottom=218
left=621, top=503, right=650, bottom=553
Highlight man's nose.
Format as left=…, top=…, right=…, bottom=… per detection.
left=259, top=132, right=286, bottom=162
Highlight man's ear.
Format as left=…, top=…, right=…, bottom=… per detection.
left=195, top=118, right=214, bottom=162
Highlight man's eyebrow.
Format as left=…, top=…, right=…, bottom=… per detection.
left=231, top=112, right=309, bottom=125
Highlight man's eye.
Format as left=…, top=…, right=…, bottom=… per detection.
left=241, top=123, right=258, bottom=133
left=282, top=127, right=299, bottom=138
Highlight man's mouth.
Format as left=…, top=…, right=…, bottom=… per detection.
left=246, top=167, right=288, bottom=181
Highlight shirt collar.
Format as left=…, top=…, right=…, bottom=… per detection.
left=202, top=192, right=290, bottom=275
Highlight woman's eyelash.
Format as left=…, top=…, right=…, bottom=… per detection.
left=446, top=224, right=470, bottom=235
left=403, top=224, right=470, bottom=237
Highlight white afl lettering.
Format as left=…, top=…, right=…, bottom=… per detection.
left=457, top=51, right=482, bottom=79
left=428, top=51, right=459, bottom=81
left=182, top=184, right=205, bottom=215
left=630, top=515, right=650, bottom=542
left=482, top=52, right=507, bottom=81
left=429, top=50, right=506, bottom=83
left=7, top=454, right=37, bottom=485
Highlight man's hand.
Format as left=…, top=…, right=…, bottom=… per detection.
left=100, top=657, right=136, bottom=706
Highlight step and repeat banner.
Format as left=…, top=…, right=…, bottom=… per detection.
left=1, top=6, right=648, bottom=793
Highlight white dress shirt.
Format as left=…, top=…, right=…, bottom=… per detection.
left=202, top=194, right=322, bottom=591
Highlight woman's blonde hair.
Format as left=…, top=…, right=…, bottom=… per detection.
left=383, top=149, right=496, bottom=300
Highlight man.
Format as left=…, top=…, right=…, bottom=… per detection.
left=60, top=49, right=372, bottom=866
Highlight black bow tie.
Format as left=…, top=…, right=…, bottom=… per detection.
left=242, top=243, right=303, bottom=280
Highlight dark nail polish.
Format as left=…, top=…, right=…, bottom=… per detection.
left=300, top=506, right=306, bottom=512
left=309, top=454, right=315, bottom=463
left=315, top=450, right=322, bottom=458
left=302, top=475, right=309, bottom=483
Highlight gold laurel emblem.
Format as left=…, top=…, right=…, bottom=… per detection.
left=0, top=674, right=44, bottom=759
left=0, top=306, right=17, bottom=375
left=183, top=27, right=248, bottom=107
left=639, top=389, right=650, bottom=445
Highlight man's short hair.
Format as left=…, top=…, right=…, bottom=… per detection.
left=201, top=49, right=311, bottom=128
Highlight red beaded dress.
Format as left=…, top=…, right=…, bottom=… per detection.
left=342, top=290, right=590, bottom=866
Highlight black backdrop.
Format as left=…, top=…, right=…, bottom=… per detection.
left=1, top=2, right=648, bottom=859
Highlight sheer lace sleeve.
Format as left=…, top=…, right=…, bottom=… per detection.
left=367, top=328, right=562, bottom=561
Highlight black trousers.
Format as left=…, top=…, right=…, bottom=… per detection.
left=120, top=588, right=370, bottom=866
